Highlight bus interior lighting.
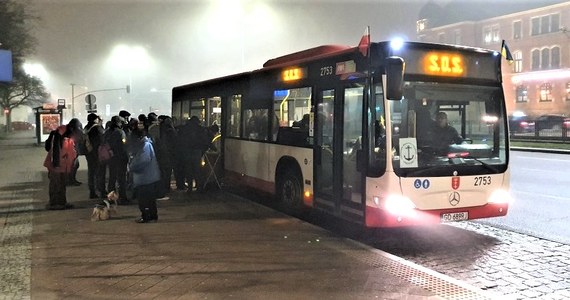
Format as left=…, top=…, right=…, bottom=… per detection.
left=447, top=152, right=470, bottom=159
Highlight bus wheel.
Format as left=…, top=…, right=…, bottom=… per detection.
left=278, top=171, right=302, bottom=209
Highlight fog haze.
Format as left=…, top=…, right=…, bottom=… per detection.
left=29, top=0, right=425, bottom=119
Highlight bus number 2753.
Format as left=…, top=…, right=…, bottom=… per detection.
left=474, top=176, right=491, bottom=186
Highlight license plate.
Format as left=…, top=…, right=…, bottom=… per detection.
left=441, top=212, right=468, bottom=222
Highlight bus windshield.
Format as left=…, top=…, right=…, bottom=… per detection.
left=389, top=81, right=507, bottom=177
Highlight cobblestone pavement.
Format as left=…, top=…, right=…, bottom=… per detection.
left=350, top=221, right=570, bottom=299
left=0, top=136, right=43, bottom=300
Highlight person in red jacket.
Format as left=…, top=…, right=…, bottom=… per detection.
left=44, top=124, right=76, bottom=210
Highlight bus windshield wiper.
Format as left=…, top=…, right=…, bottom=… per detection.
left=462, top=155, right=499, bottom=173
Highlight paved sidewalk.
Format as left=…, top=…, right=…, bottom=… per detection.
left=0, top=131, right=496, bottom=299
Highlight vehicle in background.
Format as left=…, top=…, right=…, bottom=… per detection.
left=11, top=121, right=34, bottom=131
left=508, top=114, right=535, bottom=133
left=535, top=114, right=570, bottom=131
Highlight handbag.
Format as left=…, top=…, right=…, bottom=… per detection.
left=98, top=143, right=113, bottom=162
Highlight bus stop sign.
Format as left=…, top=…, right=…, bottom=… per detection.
left=85, top=94, right=96, bottom=105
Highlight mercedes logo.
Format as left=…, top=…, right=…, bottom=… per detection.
left=448, top=192, right=460, bottom=206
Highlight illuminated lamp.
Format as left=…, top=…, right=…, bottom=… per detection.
left=488, top=189, right=512, bottom=204
left=390, top=37, right=405, bottom=51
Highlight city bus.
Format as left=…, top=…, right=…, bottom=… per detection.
left=172, top=39, right=511, bottom=227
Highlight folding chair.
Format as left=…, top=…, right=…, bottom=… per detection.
left=202, top=151, right=221, bottom=190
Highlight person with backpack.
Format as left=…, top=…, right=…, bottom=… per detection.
left=44, top=124, right=76, bottom=210
left=84, top=113, right=106, bottom=199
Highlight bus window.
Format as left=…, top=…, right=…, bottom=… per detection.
left=228, top=94, right=241, bottom=138
left=208, top=96, right=222, bottom=127
left=273, top=87, right=312, bottom=146
left=244, top=108, right=269, bottom=141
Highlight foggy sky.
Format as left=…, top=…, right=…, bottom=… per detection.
left=29, top=0, right=427, bottom=119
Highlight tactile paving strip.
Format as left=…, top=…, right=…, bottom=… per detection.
left=338, top=240, right=499, bottom=300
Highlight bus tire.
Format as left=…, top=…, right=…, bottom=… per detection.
left=277, top=170, right=302, bottom=209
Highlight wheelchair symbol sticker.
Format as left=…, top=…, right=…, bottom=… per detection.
left=414, top=179, right=430, bottom=189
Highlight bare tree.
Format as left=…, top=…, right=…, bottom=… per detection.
left=0, top=0, right=49, bottom=132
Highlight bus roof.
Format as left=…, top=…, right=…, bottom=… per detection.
left=263, top=45, right=352, bottom=68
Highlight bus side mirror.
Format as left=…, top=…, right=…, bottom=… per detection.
left=385, top=56, right=405, bottom=100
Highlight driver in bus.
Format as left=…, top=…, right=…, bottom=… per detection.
left=432, top=111, right=463, bottom=152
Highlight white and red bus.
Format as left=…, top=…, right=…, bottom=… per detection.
left=172, top=40, right=511, bottom=227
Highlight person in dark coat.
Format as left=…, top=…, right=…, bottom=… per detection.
left=159, top=116, right=177, bottom=194
left=105, top=116, right=129, bottom=204
left=84, top=113, right=106, bottom=199
left=178, top=116, right=210, bottom=193
left=44, top=125, right=76, bottom=210
left=128, top=127, right=161, bottom=223
left=432, top=111, right=464, bottom=154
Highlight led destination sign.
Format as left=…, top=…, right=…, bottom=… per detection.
left=424, top=52, right=464, bottom=76
left=394, top=48, right=499, bottom=81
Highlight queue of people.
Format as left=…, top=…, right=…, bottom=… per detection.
left=43, top=110, right=219, bottom=224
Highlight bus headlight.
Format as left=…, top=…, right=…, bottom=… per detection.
left=384, top=195, right=416, bottom=216
left=488, top=189, right=513, bottom=204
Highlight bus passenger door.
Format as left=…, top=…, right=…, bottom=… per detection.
left=314, top=89, right=336, bottom=212
left=314, top=86, right=365, bottom=222
left=340, top=86, right=365, bottom=222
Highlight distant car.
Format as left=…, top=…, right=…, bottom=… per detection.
left=11, top=121, right=34, bottom=131
left=535, top=114, right=570, bottom=131
left=508, top=115, right=535, bottom=133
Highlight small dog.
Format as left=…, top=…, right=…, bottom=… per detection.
left=91, top=191, right=119, bottom=221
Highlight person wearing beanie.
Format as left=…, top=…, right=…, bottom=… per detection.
left=119, top=110, right=131, bottom=122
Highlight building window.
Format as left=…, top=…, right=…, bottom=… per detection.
left=454, top=30, right=462, bottom=44
left=531, top=49, right=540, bottom=70
left=541, top=48, right=550, bottom=69
left=483, top=25, right=500, bottom=45
left=531, top=14, right=560, bottom=35
left=513, top=20, right=522, bottom=39
left=551, top=14, right=560, bottom=33
left=541, top=15, right=550, bottom=33
left=438, top=33, right=445, bottom=43
left=513, top=51, right=523, bottom=73
left=492, top=26, right=500, bottom=43
left=417, top=19, right=428, bottom=33
left=531, top=17, right=540, bottom=35
left=539, top=83, right=553, bottom=102
left=551, top=46, right=560, bottom=69
left=483, top=27, right=492, bottom=44
left=516, top=85, right=528, bottom=102
left=566, top=82, right=570, bottom=101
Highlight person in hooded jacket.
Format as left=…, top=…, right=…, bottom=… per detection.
left=128, top=126, right=161, bottom=223
left=44, top=125, right=76, bottom=210
left=105, top=116, right=129, bottom=204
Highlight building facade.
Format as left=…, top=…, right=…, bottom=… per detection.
left=416, top=1, right=570, bottom=119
